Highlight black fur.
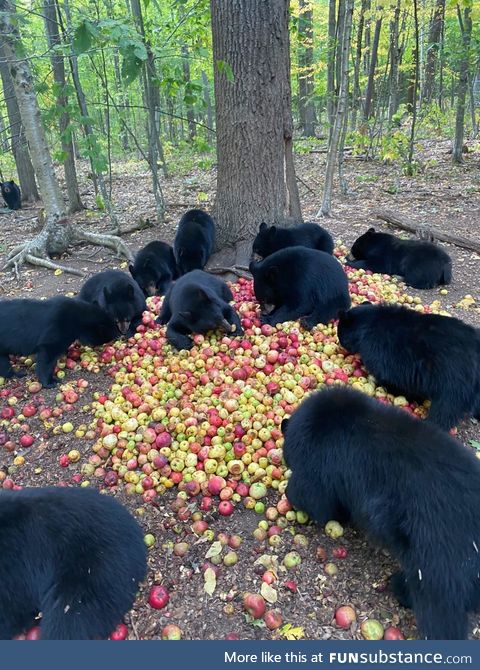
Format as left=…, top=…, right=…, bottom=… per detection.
left=0, top=487, right=147, bottom=640
left=337, top=302, right=480, bottom=429
left=173, top=209, right=215, bottom=275
left=281, top=386, right=480, bottom=640
left=156, top=270, right=243, bottom=351
left=129, top=241, right=178, bottom=297
left=249, top=246, right=350, bottom=329
left=252, top=221, right=334, bottom=260
left=0, top=180, right=21, bottom=210
left=348, top=227, right=452, bottom=289
left=0, top=296, right=118, bottom=387
left=79, top=270, right=146, bottom=336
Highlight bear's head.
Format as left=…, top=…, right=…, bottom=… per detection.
left=349, top=227, right=376, bottom=261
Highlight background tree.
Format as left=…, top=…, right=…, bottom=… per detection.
left=0, top=0, right=130, bottom=274
left=209, top=0, right=302, bottom=268
left=453, top=2, right=473, bottom=163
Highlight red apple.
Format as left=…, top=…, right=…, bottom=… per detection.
left=335, top=605, right=356, bottom=629
left=148, top=585, right=169, bottom=610
left=243, top=592, right=266, bottom=619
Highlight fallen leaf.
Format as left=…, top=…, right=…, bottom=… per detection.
left=204, top=568, right=216, bottom=596
left=205, top=541, right=223, bottom=559
left=261, top=582, right=278, bottom=604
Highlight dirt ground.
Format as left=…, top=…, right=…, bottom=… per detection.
left=0, top=139, right=479, bottom=640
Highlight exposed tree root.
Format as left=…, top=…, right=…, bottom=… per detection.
left=2, top=223, right=134, bottom=279
left=24, top=254, right=84, bottom=276
left=73, top=228, right=134, bottom=261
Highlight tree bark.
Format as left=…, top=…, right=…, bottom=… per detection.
left=43, top=0, right=83, bottom=212
left=326, top=0, right=337, bottom=129
left=351, top=0, right=368, bottom=129
left=421, top=0, right=445, bottom=105
left=182, top=44, right=196, bottom=141
left=453, top=4, right=472, bottom=164
left=406, top=0, right=420, bottom=175
left=363, top=5, right=383, bottom=120
left=388, top=0, right=402, bottom=121
left=210, top=0, right=302, bottom=266
left=201, top=70, right=214, bottom=139
left=0, top=44, right=38, bottom=202
left=318, top=0, right=354, bottom=216
left=297, top=0, right=316, bottom=137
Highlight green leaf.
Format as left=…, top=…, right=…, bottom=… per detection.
left=203, top=568, right=216, bottom=596
left=73, top=20, right=95, bottom=55
left=470, top=440, right=480, bottom=451
left=205, top=541, right=223, bottom=559
left=216, top=60, right=234, bottom=83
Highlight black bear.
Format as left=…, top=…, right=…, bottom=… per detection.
left=0, top=180, right=21, bottom=210
left=0, top=486, right=147, bottom=640
left=347, top=227, right=452, bottom=289
left=281, top=386, right=480, bottom=640
left=252, top=221, right=334, bottom=260
left=337, top=302, right=480, bottom=430
left=249, top=247, right=350, bottom=329
left=173, top=209, right=215, bottom=275
left=129, top=241, right=178, bottom=297
left=0, top=296, right=118, bottom=387
left=156, top=270, right=243, bottom=351
left=79, top=270, right=146, bottom=336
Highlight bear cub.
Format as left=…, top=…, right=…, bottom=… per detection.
left=0, top=487, right=147, bottom=639
left=0, top=296, right=118, bottom=387
left=79, top=269, right=146, bottom=336
left=337, top=302, right=480, bottom=429
left=252, top=221, right=334, bottom=261
left=249, top=247, right=350, bottom=329
left=282, top=386, right=480, bottom=640
left=348, top=227, right=452, bottom=289
left=156, top=270, right=243, bottom=351
left=129, top=241, right=178, bottom=297
left=0, top=180, right=21, bottom=210
left=174, top=209, right=215, bottom=276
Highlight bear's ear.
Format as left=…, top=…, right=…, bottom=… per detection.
left=266, top=266, right=279, bottom=282
left=128, top=264, right=136, bottom=278
left=367, top=227, right=376, bottom=234
left=259, top=222, right=267, bottom=232
left=268, top=225, right=277, bottom=236
left=248, top=260, right=257, bottom=273
left=360, top=300, right=372, bottom=306
left=281, top=418, right=289, bottom=435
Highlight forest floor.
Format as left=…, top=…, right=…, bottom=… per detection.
left=0, top=138, right=479, bottom=640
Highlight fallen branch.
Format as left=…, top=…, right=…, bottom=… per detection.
left=120, top=218, right=155, bottom=236
left=374, top=209, right=480, bottom=255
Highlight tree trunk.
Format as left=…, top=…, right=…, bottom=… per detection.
left=297, top=0, right=316, bottom=137
left=363, top=6, right=382, bottom=120
left=201, top=70, right=215, bottom=140
left=43, top=0, right=83, bottom=212
left=327, top=0, right=337, bottom=129
left=351, top=0, right=368, bottom=129
left=421, top=0, right=445, bottom=105
left=182, top=44, right=196, bottom=141
left=388, top=0, right=402, bottom=121
left=453, top=5, right=472, bottom=164
left=0, top=44, right=38, bottom=202
left=318, top=0, right=354, bottom=216
left=130, top=0, right=167, bottom=204
left=210, top=0, right=302, bottom=266
left=406, top=0, right=420, bottom=175
left=0, top=0, right=131, bottom=275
